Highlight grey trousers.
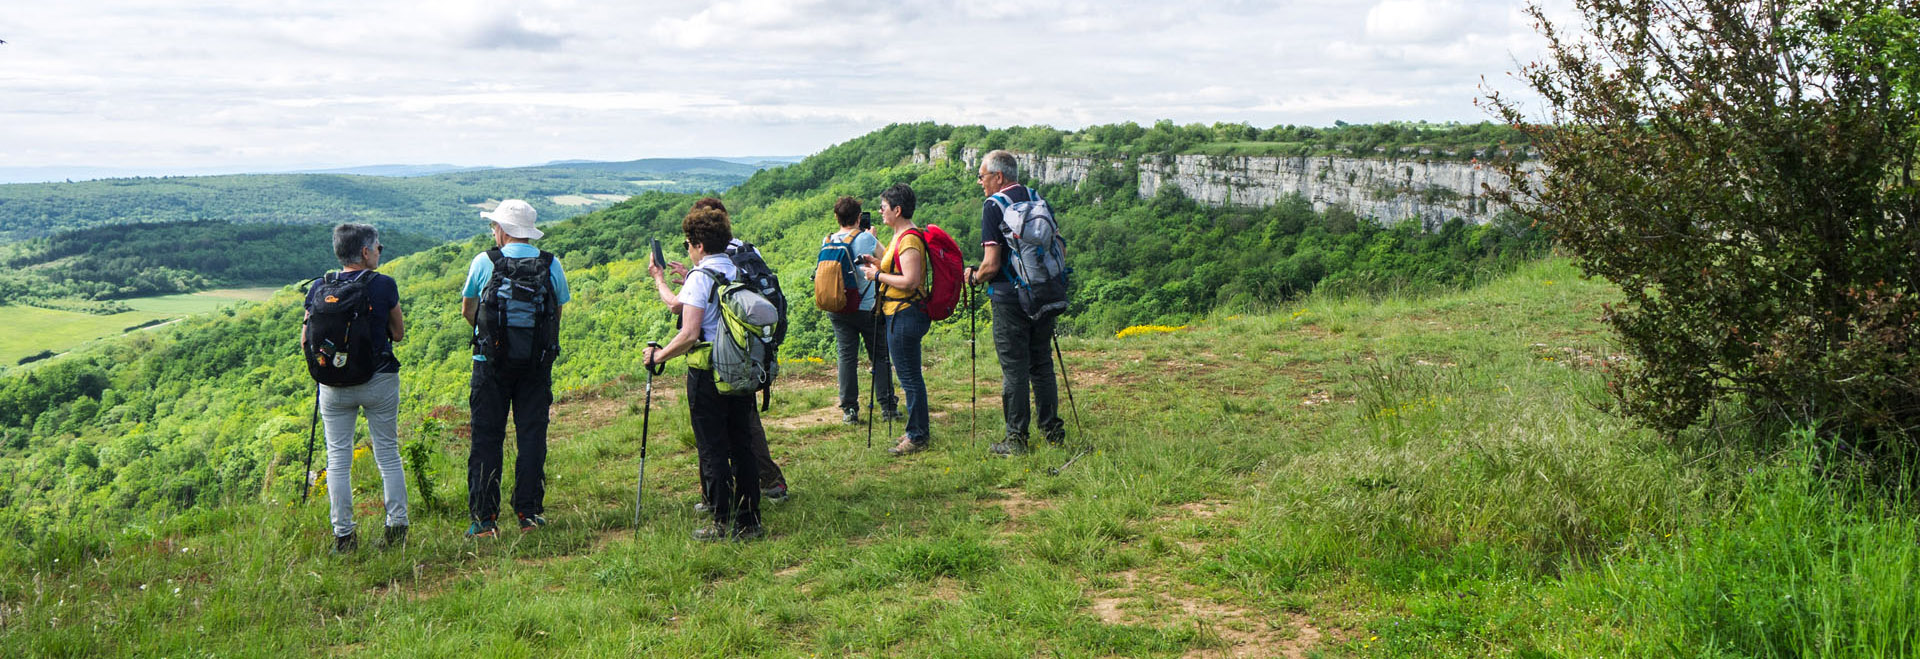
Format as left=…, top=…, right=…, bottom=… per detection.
left=830, top=309, right=897, bottom=414
left=320, top=372, right=408, bottom=538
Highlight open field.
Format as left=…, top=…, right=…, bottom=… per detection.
left=0, top=287, right=281, bottom=366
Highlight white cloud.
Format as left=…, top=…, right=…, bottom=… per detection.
left=0, top=0, right=1557, bottom=174
left=1365, top=0, right=1473, bottom=44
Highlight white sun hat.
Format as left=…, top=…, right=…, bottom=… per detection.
left=480, top=199, right=544, bottom=239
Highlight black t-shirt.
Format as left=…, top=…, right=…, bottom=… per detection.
left=979, top=185, right=1033, bottom=302
left=308, top=269, right=402, bottom=373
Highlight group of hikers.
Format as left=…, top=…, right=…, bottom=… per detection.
left=299, top=150, right=1073, bottom=550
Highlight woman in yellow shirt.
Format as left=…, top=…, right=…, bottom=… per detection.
left=859, top=183, right=932, bottom=455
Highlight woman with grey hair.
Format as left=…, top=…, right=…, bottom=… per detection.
left=304, top=222, right=408, bottom=554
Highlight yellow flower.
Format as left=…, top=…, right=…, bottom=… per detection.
left=1115, top=324, right=1189, bottom=339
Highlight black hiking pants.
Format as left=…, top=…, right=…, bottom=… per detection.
left=688, top=368, right=762, bottom=529
left=467, top=359, right=553, bottom=521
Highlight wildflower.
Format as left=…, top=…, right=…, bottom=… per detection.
left=1115, top=324, right=1188, bottom=339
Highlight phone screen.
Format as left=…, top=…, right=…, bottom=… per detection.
left=650, top=238, right=666, bottom=269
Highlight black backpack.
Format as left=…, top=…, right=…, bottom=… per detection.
left=725, top=240, right=788, bottom=409
left=473, top=249, right=561, bottom=366
left=303, top=273, right=383, bottom=387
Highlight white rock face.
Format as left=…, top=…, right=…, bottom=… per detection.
left=927, top=144, right=1540, bottom=227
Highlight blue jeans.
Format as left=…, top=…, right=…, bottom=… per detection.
left=885, top=305, right=932, bottom=444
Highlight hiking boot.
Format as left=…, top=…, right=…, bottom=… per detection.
left=692, top=523, right=731, bottom=542
left=990, top=438, right=1031, bottom=457
left=331, top=531, right=358, bottom=555
left=842, top=409, right=860, bottom=425
left=888, top=436, right=927, bottom=456
left=465, top=519, right=499, bottom=539
left=694, top=501, right=713, bottom=513
left=761, top=483, right=789, bottom=502
left=1045, top=430, right=1067, bottom=447
left=517, top=513, right=548, bottom=531
left=881, top=408, right=904, bottom=423
left=383, top=525, right=408, bottom=548
left=733, top=524, right=765, bottom=541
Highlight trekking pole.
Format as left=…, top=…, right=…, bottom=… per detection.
left=300, top=383, right=319, bottom=504
left=867, top=308, right=877, bottom=450
left=969, top=284, right=978, bottom=447
left=636, top=342, right=665, bottom=531
left=1047, top=332, right=1091, bottom=476
left=885, top=311, right=895, bottom=441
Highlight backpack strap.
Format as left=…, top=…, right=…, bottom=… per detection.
left=694, top=267, right=729, bottom=340
left=881, top=228, right=930, bottom=305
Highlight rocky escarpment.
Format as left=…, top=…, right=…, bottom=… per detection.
left=920, top=144, right=1542, bottom=227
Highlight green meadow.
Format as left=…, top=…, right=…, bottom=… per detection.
left=7, top=260, right=1910, bottom=657
left=1, top=288, right=278, bottom=367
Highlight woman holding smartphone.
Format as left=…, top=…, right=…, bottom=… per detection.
left=858, top=183, right=932, bottom=455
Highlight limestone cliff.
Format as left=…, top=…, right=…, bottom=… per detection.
left=919, top=144, right=1541, bottom=227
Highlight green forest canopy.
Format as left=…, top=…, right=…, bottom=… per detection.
left=0, top=158, right=760, bottom=243
left=0, top=220, right=439, bottom=308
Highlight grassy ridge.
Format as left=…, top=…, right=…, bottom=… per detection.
left=5, top=259, right=1911, bottom=656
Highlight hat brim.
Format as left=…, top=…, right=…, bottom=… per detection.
left=484, top=218, right=544, bottom=240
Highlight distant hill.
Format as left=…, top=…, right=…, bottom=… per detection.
left=289, top=164, right=481, bottom=177
left=0, top=159, right=761, bottom=242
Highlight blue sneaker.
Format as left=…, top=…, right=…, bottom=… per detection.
left=465, top=519, right=499, bottom=539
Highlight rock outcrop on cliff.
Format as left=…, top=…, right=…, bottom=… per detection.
left=922, top=144, right=1541, bottom=227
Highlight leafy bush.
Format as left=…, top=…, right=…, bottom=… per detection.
left=1493, top=1, right=1920, bottom=446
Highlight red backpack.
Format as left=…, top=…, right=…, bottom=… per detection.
left=888, top=225, right=964, bottom=321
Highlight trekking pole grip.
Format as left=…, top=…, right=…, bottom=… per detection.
left=645, top=341, right=666, bottom=376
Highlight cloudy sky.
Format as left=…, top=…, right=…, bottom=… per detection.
left=0, top=0, right=1565, bottom=177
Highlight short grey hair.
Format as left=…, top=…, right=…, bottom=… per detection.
left=982, top=150, right=1019, bottom=180
left=333, top=223, right=379, bottom=266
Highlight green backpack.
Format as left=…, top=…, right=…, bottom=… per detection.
left=687, top=268, right=780, bottom=399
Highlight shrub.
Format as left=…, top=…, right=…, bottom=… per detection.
left=1493, top=1, right=1920, bottom=447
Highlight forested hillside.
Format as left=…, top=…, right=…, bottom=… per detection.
left=939, top=120, right=1529, bottom=160
left=0, top=220, right=439, bottom=308
left=0, top=158, right=758, bottom=242
left=0, top=122, right=1545, bottom=571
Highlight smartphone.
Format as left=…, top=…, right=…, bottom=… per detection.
left=650, top=237, right=666, bottom=269
left=859, top=211, right=872, bottom=231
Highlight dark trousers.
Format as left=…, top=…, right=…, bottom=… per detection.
left=991, top=299, right=1064, bottom=442
left=831, top=309, right=897, bottom=414
left=703, top=406, right=784, bottom=501
left=467, top=360, right=553, bottom=521
left=748, top=410, right=785, bottom=489
left=689, top=368, right=761, bottom=528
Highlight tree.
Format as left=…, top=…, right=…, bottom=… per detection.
left=1491, top=1, right=1920, bottom=444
